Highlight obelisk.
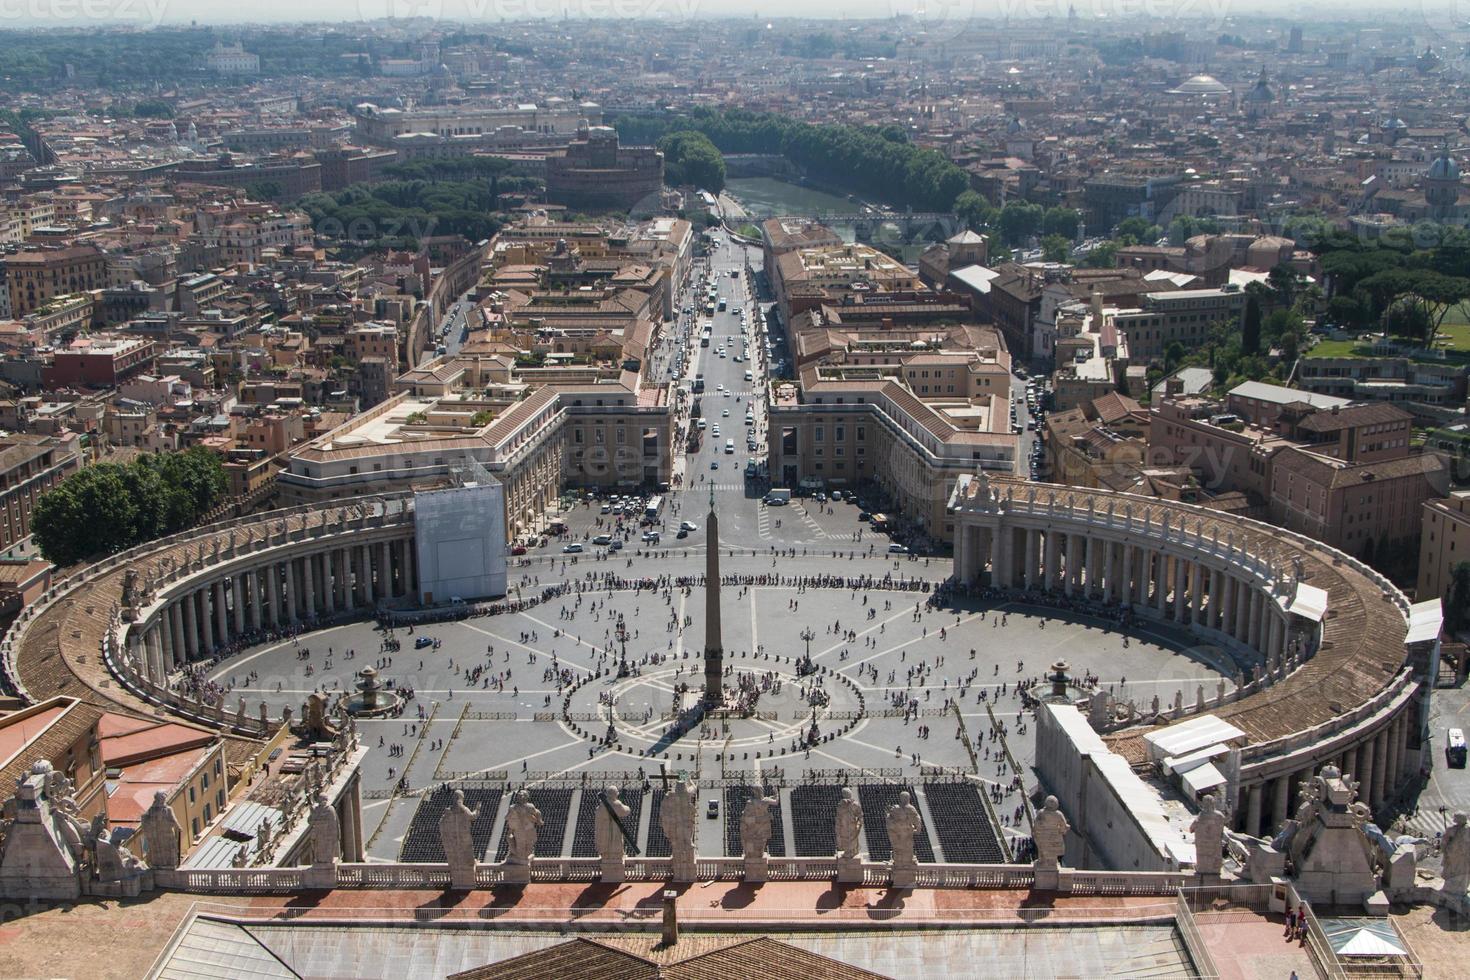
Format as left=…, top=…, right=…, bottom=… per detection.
left=703, top=486, right=723, bottom=706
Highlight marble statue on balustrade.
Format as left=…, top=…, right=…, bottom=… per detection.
left=503, top=790, right=543, bottom=884
left=596, top=785, right=632, bottom=882
left=307, top=791, right=340, bottom=869
left=141, top=791, right=182, bottom=870
left=663, top=779, right=698, bottom=882
left=1442, top=812, right=1470, bottom=897
left=1191, top=794, right=1226, bottom=878
left=886, top=791, right=923, bottom=888
left=835, top=787, right=864, bottom=883
left=739, top=792, right=778, bottom=883
left=440, top=789, right=481, bottom=890
left=1033, top=795, right=1070, bottom=884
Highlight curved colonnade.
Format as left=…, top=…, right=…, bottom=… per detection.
left=1, top=496, right=420, bottom=740
left=950, top=475, right=1424, bottom=837
left=1, top=475, right=1428, bottom=847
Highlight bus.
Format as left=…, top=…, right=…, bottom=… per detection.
left=718, top=299, right=727, bottom=312
left=701, top=329, right=711, bottom=347
left=644, top=496, right=663, bottom=521
left=1448, top=728, right=1467, bottom=768
left=692, top=374, right=705, bottom=393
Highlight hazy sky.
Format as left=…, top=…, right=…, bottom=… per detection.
left=0, top=0, right=1447, bottom=29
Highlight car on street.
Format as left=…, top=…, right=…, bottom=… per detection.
left=593, top=534, right=613, bottom=545
left=415, top=635, right=434, bottom=649
left=641, top=530, right=660, bottom=543
left=710, top=460, right=719, bottom=469
left=888, top=543, right=908, bottom=554
left=563, top=542, right=584, bottom=553
left=511, top=544, right=527, bottom=555
left=707, top=800, right=720, bottom=819
left=609, top=539, right=623, bottom=551
left=680, top=521, right=699, bottom=532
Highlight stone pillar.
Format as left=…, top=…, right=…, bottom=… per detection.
left=1025, top=529, right=1039, bottom=590
left=180, top=592, right=199, bottom=661
left=1371, top=728, right=1389, bottom=809
left=322, top=551, right=337, bottom=616
left=170, top=602, right=187, bottom=667
left=247, top=570, right=262, bottom=633
left=303, top=555, right=317, bottom=619
left=1064, top=535, right=1079, bottom=597
left=1155, top=553, right=1169, bottom=614
left=268, top=563, right=283, bottom=627
left=1359, top=736, right=1377, bottom=808
left=955, top=524, right=971, bottom=584
left=1345, top=745, right=1361, bottom=787
left=1247, top=590, right=1263, bottom=654
left=215, top=580, right=230, bottom=646
left=281, top=560, right=295, bottom=624
left=1246, top=783, right=1264, bottom=837
left=990, top=523, right=1007, bottom=588
left=1043, top=531, right=1058, bottom=592
left=1269, top=614, right=1285, bottom=665
left=1393, top=715, right=1409, bottom=795
left=1083, top=535, right=1097, bottom=598
left=404, top=540, right=418, bottom=599
left=1221, top=575, right=1236, bottom=637
left=1270, top=773, right=1291, bottom=834
left=1208, top=569, right=1223, bottom=630
left=227, top=575, right=242, bottom=637
left=1172, top=557, right=1187, bottom=621
left=379, top=541, right=391, bottom=600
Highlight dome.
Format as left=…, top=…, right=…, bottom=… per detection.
left=1170, top=74, right=1230, bottom=95
left=1427, top=153, right=1460, bottom=181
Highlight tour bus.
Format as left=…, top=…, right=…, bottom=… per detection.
left=693, top=374, right=705, bottom=393
left=701, top=329, right=712, bottom=347
left=718, top=299, right=727, bottom=312
left=644, top=496, right=663, bottom=521
left=1448, top=728, right=1467, bottom=768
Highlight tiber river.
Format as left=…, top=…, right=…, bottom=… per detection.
left=723, top=177, right=936, bottom=261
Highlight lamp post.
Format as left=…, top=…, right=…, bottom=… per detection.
left=799, top=627, right=815, bottom=659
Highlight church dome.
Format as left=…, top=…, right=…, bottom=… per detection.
left=1170, top=74, right=1230, bottom=95
left=1427, top=153, right=1460, bottom=181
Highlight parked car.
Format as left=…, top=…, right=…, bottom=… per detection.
left=563, top=542, right=584, bottom=553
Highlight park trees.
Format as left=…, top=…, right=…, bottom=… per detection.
left=32, top=448, right=227, bottom=567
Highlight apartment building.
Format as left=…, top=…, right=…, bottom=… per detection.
left=767, top=367, right=1018, bottom=538
left=1418, top=491, right=1470, bottom=602
left=1111, top=287, right=1246, bottom=362
left=3, top=245, right=107, bottom=317
left=0, top=432, right=83, bottom=555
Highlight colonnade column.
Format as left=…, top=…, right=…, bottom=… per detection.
left=170, top=602, right=186, bottom=667
left=378, top=542, right=391, bottom=600
left=1271, top=772, right=1291, bottom=833
left=1359, top=736, right=1377, bottom=809
left=1024, top=529, right=1039, bottom=590
left=1208, top=569, right=1223, bottom=630
left=1246, top=783, right=1264, bottom=836
left=1043, top=531, right=1058, bottom=592
left=1371, top=727, right=1390, bottom=809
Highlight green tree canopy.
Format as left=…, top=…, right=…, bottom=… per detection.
left=657, top=130, right=727, bottom=194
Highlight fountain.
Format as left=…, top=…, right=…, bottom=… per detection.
left=344, top=666, right=403, bottom=717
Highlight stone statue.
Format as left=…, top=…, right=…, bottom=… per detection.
left=1033, top=795, right=1070, bottom=869
left=739, top=793, right=777, bottom=859
left=93, top=821, right=146, bottom=883
left=504, top=790, right=543, bottom=867
left=1191, top=794, right=1226, bottom=877
left=439, top=789, right=480, bottom=889
left=140, top=791, right=182, bottom=870
left=307, top=792, right=339, bottom=866
left=662, top=780, right=698, bottom=880
left=595, top=785, right=632, bottom=881
left=1442, top=812, right=1470, bottom=896
left=835, top=787, right=864, bottom=862
left=885, top=791, right=922, bottom=885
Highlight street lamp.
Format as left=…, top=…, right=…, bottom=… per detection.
left=799, top=627, right=815, bottom=658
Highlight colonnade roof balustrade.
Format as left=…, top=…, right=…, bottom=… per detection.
left=1, top=495, right=415, bottom=769
left=951, top=475, right=1411, bottom=756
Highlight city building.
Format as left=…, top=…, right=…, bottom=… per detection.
left=544, top=126, right=664, bottom=212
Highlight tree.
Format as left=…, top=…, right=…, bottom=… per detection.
left=1241, top=295, right=1263, bottom=355
left=1164, top=341, right=1185, bottom=370
left=1040, top=234, right=1070, bottom=263
left=657, top=130, right=726, bottom=194
left=997, top=201, right=1044, bottom=247
left=31, top=449, right=227, bottom=567
left=954, top=190, right=994, bottom=232
left=1082, top=240, right=1120, bottom=268
left=1116, top=216, right=1160, bottom=245
left=1042, top=207, right=1080, bottom=240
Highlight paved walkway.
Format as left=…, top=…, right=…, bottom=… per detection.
left=1195, top=910, right=1316, bottom=980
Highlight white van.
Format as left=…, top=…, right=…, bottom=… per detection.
left=725, top=439, right=735, bottom=454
